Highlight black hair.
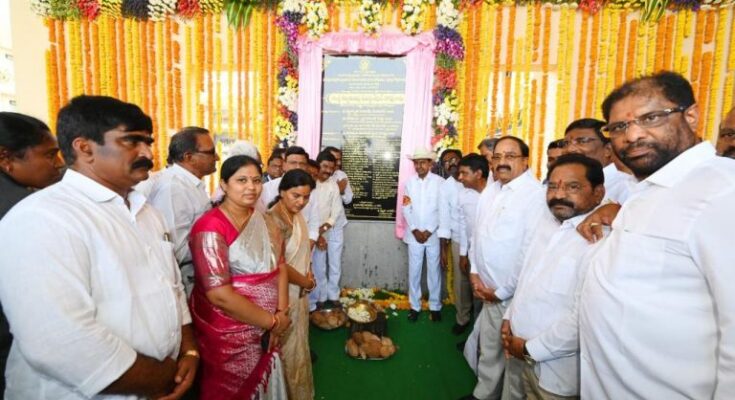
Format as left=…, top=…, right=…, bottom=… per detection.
left=167, top=126, right=210, bottom=165
left=323, top=146, right=341, bottom=155
left=547, top=153, right=605, bottom=188
left=56, top=95, right=153, bottom=165
left=601, top=71, right=695, bottom=121
left=0, top=112, right=52, bottom=157
left=307, top=159, right=319, bottom=169
left=458, top=153, right=489, bottom=179
left=220, top=155, right=261, bottom=182
left=440, top=148, right=462, bottom=161
left=547, top=139, right=565, bottom=150
left=271, top=147, right=287, bottom=159
left=494, top=136, right=530, bottom=157
left=316, top=150, right=336, bottom=164
left=285, top=146, right=309, bottom=161
left=268, top=169, right=316, bottom=208
left=564, top=118, right=609, bottom=144
left=477, top=138, right=499, bottom=151
left=267, top=152, right=282, bottom=165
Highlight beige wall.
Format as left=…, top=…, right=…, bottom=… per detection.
left=9, top=0, right=48, bottom=123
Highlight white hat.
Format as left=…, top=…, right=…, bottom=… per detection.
left=407, top=147, right=436, bottom=161
left=227, top=140, right=261, bottom=163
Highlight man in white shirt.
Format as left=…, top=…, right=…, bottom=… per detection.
left=402, top=148, right=444, bottom=322
left=579, top=71, right=735, bottom=399
left=259, top=146, right=320, bottom=242
left=463, top=136, right=546, bottom=400
left=325, top=146, right=354, bottom=205
left=561, top=118, right=636, bottom=203
left=716, top=106, right=735, bottom=159
left=309, top=150, right=347, bottom=310
left=437, top=149, right=468, bottom=333
left=146, top=127, right=219, bottom=295
left=0, top=95, right=197, bottom=399
left=502, top=154, right=606, bottom=399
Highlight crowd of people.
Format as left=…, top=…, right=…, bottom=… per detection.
left=0, top=70, right=732, bottom=400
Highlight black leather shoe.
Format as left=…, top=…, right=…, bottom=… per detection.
left=408, top=310, right=419, bottom=322
left=452, top=322, right=469, bottom=335
left=430, top=310, right=442, bottom=322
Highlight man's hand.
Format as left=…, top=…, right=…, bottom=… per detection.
left=337, top=178, right=348, bottom=194
left=459, top=256, right=469, bottom=275
left=422, top=230, right=433, bottom=242
left=501, top=320, right=512, bottom=358
left=507, top=336, right=527, bottom=360
left=577, top=203, right=621, bottom=243
left=412, top=229, right=426, bottom=244
left=316, top=236, right=328, bottom=251
left=319, top=223, right=332, bottom=235
left=156, top=354, right=199, bottom=400
left=440, top=239, right=449, bottom=270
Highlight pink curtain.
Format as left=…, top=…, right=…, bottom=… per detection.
left=296, top=29, right=436, bottom=239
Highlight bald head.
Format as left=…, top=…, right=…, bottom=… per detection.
left=717, top=107, right=735, bottom=159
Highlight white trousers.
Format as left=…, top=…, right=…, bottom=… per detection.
left=309, top=227, right=344, bottom=309
left=472, top=302, right=524, bottom=400
left=407, top=238, right=442, bottom=312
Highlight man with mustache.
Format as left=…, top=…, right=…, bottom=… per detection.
left=461, top=136, right=546, bottom=400
left=501, top=153, right=605, bottom=400
left=309, top=150, right=346, bottom=310
left=146, top=126, right=220, bottom=296
left=579, top=71, right=735, bottom=399
left=402, top=148, right=444, bottom=322
left=561, top=118, right=636, bottom=203
left=716, top=106, right=735, bottom=159
left=0, top=96, right=198, bottom=399
left=437, top=149, right=466, bottom=329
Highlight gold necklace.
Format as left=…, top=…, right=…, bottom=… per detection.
left=220, top=203, right=252, bottom=231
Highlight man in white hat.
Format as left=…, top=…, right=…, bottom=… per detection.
left=402, top=147, right=444, bottom=322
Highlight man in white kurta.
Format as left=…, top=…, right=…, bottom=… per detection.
left=402, top=148, right=444, bottom=321
left=0, top=95, right=196, bottom=399
left=503, top=154, right=606, bottom=399
left=562, top=118, right=636, bottom=204
left=146, top=127, right=218, bottom=295
left=465, top=136, right=546, bottom=400
left=579, top=72, right=735, bottom=399
left=437, top=149, right=467, bottom=332
left=325, top=146, right=354, bottom=205
left=309, top=151, right=347, bottom=309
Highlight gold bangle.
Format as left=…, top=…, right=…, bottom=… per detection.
left=183, top=349, right=200, bottom=359
left=269, top=313, right=277, bottom=330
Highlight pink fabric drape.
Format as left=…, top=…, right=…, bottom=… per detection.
left=296, top=29, right=436, bottom=239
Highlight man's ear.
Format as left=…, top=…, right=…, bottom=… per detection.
left=684, top=103, right=699, bottom=133
left=0, top=147, right=14, bottom=173
left=71, top=137, right=94, bottom=163
left=593, top=184, right=606, bottom=205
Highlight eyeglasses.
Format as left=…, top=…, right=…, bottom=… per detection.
left=491, top=153, right=524, bottom=162
left=547, top=182, right=588, bottom=194
left=720, top=129, right=735, bottom=141
left=194, top=148, right=217, bottom=156
left=561, top=137, right=601, bottom=148
left=602, top=106, right=688, bottom=136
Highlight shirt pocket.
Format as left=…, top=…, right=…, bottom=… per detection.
left=610, top=229, right=666, bottom=291
left=490, top=212, right=520, bottom=241
left=548, top=256, right=578, bottom=295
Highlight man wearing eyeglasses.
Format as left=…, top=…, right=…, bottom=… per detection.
left=579, top=71, right=735, bottom=399
left=461, top=136, right=547, bottom=400
left=716, top=106, right=735, bottom=159
left=147, top=126, right=220, bottom=295
left=501, top=153, right=605, bottom=400
left=561, top=118, right=635, bottom=203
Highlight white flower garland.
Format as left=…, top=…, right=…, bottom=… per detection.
left=304, top=0, right=328, bottom=37
left=437, top=0, right=460, bottom=29
left=401, top=0, right=426, bottom=35
left=359, top=0, right=383, bottom=35
left=148, top=0, right=177, bottom=22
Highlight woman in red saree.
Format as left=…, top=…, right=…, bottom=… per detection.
left=189, top=155, right=291, bottom=400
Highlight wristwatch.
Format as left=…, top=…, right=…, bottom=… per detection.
left=523, top=344, right=535, bottom=365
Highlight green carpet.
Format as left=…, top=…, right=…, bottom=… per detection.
left=310, top=306, right=476, bottom=400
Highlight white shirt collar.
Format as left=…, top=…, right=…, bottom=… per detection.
left=560, top=211, right=591, bottom=230
left=171, top=163, right=205, bottom=189
left=503, top=170, right=535, bottom=191
left=644, top=142, right=716, bottom=188
left=64, top=169, right=147, bottom=215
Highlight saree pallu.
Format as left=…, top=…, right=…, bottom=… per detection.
left=190, top=268, right=287, bottom=400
